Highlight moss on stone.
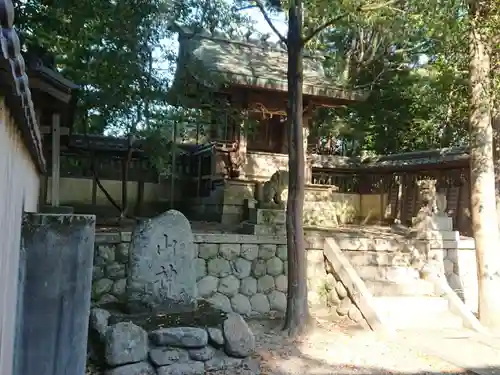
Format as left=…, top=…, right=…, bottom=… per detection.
left=104, top=300, right=227, bottom=332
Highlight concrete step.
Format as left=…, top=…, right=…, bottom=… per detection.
left=365, top=279, right=437, bottom=297
left=355, top=265, right=420, bottom=282
left=345, top=251, right=414, bottom=267
left=373, top=296, right=463, bottom=330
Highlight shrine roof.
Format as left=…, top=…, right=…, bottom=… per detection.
left=311, top=147, right=469, bottom=172
left=363, top=147, right=469, bottom=170
left=167, top=25, right=368, bottom=107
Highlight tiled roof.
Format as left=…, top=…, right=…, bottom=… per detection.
left=167, top=26, right=368, bottom=106
left=310, top=147, right=469, bottom=171
left=0, top=0, right=45, bottom=172
left=363, top=147, right=469, bottom=169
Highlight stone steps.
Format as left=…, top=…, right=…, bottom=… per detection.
left=345, top=251, right=414, bottom=267
left=354, top=265, right=421, bottom=283
left=364, top=279, right=436, bottom=297
left=373, top=296, right=464, bottom=330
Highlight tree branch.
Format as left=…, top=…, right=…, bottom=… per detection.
left=251, top=0, right=287, bottom=43
left=235, top=5, right=257, bottom=11
left=302, top=0, right=398, bottom=45
left=303, top=13, right=348, bottom=45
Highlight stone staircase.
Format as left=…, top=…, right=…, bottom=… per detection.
left=372, top=296, right=463, bottom=330
left=341, top=243, right=465, bottom=330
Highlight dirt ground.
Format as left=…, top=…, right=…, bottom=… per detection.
left=231, top=317, right=469, bottom=375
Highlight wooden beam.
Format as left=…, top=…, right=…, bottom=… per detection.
left=323, top=237, right=392, bottom=333
left=51, top=113, right=61, bottom=207
left=41, top=126, right=70, bottom=135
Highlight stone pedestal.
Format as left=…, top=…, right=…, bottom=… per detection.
left=239, top=208, right=286, bottom=236
left=248, top=208, right=286, bottom=225
left=18, top=214, right=96, bottom=375
left=412, top=213, right=453, bottom=233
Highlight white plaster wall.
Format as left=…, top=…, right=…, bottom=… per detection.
left=0, top=98, right=40, bottom=375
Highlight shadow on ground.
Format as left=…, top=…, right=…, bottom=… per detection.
left=247, top=318, right=490, bottom=375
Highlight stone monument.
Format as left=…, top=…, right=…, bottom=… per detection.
left=127, top=210, right=197, bottom=313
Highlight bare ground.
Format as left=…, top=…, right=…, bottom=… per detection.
left=207, top=316, right=469, bottom=375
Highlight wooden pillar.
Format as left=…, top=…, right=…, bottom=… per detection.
left=303, top=114, right=311, bottom=184
left=281, top=116, right=289, bottom=154
left=51, top=113, right=61, bottom=207
left=379, top=176, right=385, bottom=224
left=170, top=121, right=177, bottom=209
left=238, top=120, right=247, bottom=178
left=395, top=174, right=405, bottom=224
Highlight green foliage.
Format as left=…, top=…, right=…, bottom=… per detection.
left=18, top=0, right=500, bottom=160
left=307, top=0, right=473, bottom=154
left=15, top=0, right=252, bottom=136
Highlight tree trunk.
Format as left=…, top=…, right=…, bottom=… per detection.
left=468, top=0, right=500, bottom=330
left=283, top=0, right=310, bottom=337
left=491, top=35, right=500, bottom=222
left=493, top=113, right=500, bottom=221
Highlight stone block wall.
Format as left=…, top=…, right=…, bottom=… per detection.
left=194, top=235, right=289, bottom=317
left=92, top=232, right=336, bottom=318
left=92, top=231, right=130, bottom=305
left=91, top=229, right=479, bottom=319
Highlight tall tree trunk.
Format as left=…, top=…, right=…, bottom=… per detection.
left=493, top=112, right=500, bottom=221
left=284, top=0, right=310, bottom=337
left=491, top=36, right=500, bottom=222
left=468, top=0, right=500, bottom=330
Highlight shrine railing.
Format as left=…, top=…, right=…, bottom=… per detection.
left=180, top=143, right=217, bottom=198
left=49, top=152, right=159, bottom=183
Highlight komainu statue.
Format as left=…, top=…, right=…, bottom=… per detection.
left=255, top=170, right=289, bottom=208
left=416, top=179, right=437, bottom=215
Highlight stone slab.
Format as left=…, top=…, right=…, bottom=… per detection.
left=127, top=210, right=197, bottom=313
left=18, top=214, right=96, bottom=375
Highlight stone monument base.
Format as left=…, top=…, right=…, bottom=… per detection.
left=412, top=213, right=453, bottom=232
left=248, top=208, right=286, bottom=225
left=239, top=208, right=286, bottom=236
left=239, top=222, right=286, bottom=236
left=88, top=304, right=258, bottom=374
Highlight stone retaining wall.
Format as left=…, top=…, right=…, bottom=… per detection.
left=92, top=231, right=341, bottom=319
left=91, top=229, right=479, bottom=319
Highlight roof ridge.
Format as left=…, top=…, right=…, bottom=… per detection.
left=171, top=23, right=325, bottom=59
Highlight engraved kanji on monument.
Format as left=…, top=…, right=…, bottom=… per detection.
left=126, top=210, right=197, bottom=313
